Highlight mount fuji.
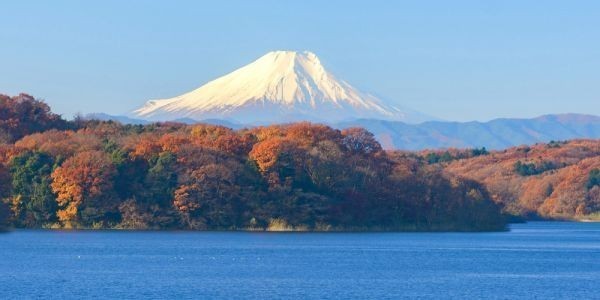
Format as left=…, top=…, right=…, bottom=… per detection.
left=133, top=50, right=431, bottom=124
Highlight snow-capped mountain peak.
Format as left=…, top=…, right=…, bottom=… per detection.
left=133, top=50, right=430, bottom=124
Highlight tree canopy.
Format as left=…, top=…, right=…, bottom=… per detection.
left=13, top=93, right=594, bottom=230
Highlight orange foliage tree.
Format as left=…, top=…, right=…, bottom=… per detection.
left=50, top=151, right=117, bottom=227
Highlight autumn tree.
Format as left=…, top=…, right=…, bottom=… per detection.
left=174, top=162, right=247, bottom=229
left=249, top=137, right=299, bottom=174
left=284, top=122, right=342, bottom=148
left=50, top=150, right=118, bottom=227
left=0, top=93, right=69, bottom=142
left=340, top=127, right=382, bottom=155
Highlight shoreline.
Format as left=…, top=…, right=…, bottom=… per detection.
left=1, top=225, right=510, bottom=233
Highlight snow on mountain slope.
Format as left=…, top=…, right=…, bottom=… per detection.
left=133, top=50, right=431, bottom=124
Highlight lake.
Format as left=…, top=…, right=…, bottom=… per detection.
left=1, top=222, right=599, bottom=299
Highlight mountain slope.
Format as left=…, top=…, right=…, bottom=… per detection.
left=441, top=139, right=600, bottom=219
left=133, top=50, right=430, bottom=124
left=336, top=114, right=600, bottom=150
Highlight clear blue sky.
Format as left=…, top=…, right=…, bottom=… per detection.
left=1, top=0, right=599, bottom=121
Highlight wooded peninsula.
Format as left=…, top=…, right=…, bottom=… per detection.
left=1, top=94, right=598, bottom=231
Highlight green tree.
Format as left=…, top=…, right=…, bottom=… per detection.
left=105, top=140, right=148, bottom=201
left=145, top=152, right=178, bottom=206
left=9, top=151, right=57, bottom=227
left=514, top=160, right=556, bottom=176
left=587, top=169, right=600, bottom=190
left=439, top=151, right=453, bottom=163
left=120, top=151, right=180, bottom=229
left=0, top=164, right=10, bottom=229
left=471, top=147, right=489, bottom=156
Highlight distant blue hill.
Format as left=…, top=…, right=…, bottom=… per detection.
left=84, top=113, right=150, bottom=125
left=84, top=113, right=244, bottom=129
left=86, top=113, right=600, bottom=150
left=336, top=114, right=600, bottom=150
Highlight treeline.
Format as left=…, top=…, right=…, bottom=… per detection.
left=0, top=94, right=506, bottom=231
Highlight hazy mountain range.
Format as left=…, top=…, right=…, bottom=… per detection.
left=337, top=114, right=600, bottom=150
left=87, top=112, right=600, bottom=150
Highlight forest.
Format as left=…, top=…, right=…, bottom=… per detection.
left=4, top=94, right=598, bottom=231
left=0, top=93, right=511, bottom=231
left=441, top=140, right=600, bottom=219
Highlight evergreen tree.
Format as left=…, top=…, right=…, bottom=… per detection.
left=9, top=151, right=57, bottom=227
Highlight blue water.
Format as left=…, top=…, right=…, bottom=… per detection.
left=1, top=222, right=600, bottom=299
